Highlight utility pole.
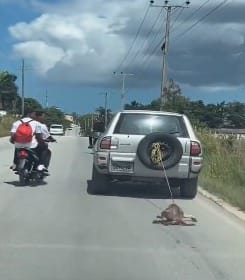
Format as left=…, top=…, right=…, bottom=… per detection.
left=20, top=59, right=32, bottom=115
left=113, top=72, right=134, bottom=110
left=45, top=89, right=48, bottom=108
left=21, top=59, right=25, bottom=116
left=91, top=114, right=94, bottom=131
left=104, top=92, right=108, bottom=130
left=150, top=0, right=190, bottom=111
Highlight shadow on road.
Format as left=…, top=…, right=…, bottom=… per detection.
left=4, top=181, right=48, bottom=187
left=87, top=180, right=181, bottom=199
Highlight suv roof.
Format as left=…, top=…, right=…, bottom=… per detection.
left=121, top=110, right=184, bottom=117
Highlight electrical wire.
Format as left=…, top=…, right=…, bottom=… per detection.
left=171, top=0, right=211, bottom=33
left=173, top=0, right=230, bottom=41
left=116, top=3, right=151, bottom=72
left=140, top=0, right=230, bottom=71
left=124, top=7, right=164, bottom=71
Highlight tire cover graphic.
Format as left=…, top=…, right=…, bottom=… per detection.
left=137, top=132, right=183, bottom=170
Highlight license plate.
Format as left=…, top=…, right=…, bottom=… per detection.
left=111, top=161, right=134, bottom=173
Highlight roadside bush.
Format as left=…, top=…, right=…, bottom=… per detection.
left=197, top=129, right=245, bottom=211
left=0, top=115, right=16, bottom=137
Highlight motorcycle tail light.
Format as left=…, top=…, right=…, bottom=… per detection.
left=19, top=150, right=27, bottom=159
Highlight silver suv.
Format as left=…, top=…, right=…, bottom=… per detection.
left=91, top=110, right=203, bottom=198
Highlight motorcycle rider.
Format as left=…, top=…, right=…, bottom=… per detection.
left=34, top=110, right=56, bottom=170
left=10, top=108, right=46, bottom=171
left=88, top=117, right=104, bottom=148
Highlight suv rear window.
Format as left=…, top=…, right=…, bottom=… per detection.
left=114, top=113, right=188, bottom=137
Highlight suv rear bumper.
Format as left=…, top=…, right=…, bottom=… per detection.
left=94, top=151, right=202, bottom=179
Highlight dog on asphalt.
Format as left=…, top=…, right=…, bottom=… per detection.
left=153, top=203, right=197, bottom=226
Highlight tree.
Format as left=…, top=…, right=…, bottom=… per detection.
left=145, top=99, right=161, bottom=111
left=45, top=107, right=71, bottom=129
left=95, top=106, right=113, bottom=126
left=226, top=102, right=245, bottom=128
left=0, top=71, right=18, bottom=112
left=125, top=100, right=144, bottom=110
left=16, top=98, right=43, bottom=113
left=166, top=79, right=181, bottom=104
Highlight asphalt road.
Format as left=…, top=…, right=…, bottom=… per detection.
left=0, top=129, right=245, bottom=280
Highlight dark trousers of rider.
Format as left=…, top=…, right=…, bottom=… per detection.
left=34, top=143, right=51, bottom=168
left=13, top=144, right=51, bottom=169
left=89, top=136, right=93, bottom=146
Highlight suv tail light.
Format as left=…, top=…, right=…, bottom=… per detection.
left=19, top=150, right=27, bottom=159
left=100, top=136, right=112, bottom=149
left=190, top=141, right=202, bottom=156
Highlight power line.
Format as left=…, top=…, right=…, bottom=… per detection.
left=141, top=36, right=163, bottom=70
left=138, top=7, right=180, bottom=71
left=140, top=0, right=229, bottom=71
left=171, top=0, right=211, bottom=33
left=137, top=20, right=164, bottom=69
left=115, top=3, right=151, bottom=72
left=139, top=5, right=186, bottom=70
left=124, top=7, right=164, bottom=71
left=173, top=0, right=230, bottom=41
left=170, top=7, right=185, bottom=31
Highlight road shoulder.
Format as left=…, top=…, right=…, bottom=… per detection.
left=198, top=186, right=245, bottom=222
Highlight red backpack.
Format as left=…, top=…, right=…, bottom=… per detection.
left=14, top=120, right=33, bottom=143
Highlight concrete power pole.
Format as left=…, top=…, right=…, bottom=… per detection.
left=45, top=89, right=48, bottom=108
left=113, top=72, right=134, bottom=110
left=21, top=59, right=25, bottom=116
left=104, top=92, right=108, bottom=130
left=150, top=0, right=190, bottom=111
left=20, top=59, right=32, bottom=115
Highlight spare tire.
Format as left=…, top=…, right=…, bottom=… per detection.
left=137, top=132, right=183, bottom=170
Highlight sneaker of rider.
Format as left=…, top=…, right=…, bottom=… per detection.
left=10, top=164, right=17, bottom=171
left=37, top=164, right=47, bottom=171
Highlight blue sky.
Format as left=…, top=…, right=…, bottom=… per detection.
left=0, top=0, right=245, bottom=115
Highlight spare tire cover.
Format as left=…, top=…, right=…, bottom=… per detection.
left=137, top=132, right=183, bottom=170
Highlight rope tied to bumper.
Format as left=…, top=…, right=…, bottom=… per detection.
left=151, top=142, right=197, bottom=226
left=151, top=142, right=174, bottom=203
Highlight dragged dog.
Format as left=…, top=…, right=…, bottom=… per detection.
left=153, top=203, right=197, bottom=226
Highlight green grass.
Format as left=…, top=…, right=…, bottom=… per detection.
left=0, top=115, right=16, bottom=137
left=197, top=129, right=245, bottom=211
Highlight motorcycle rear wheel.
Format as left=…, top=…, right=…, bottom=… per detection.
left=19, top=169, right=29, bottom=186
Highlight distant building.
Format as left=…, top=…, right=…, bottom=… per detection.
left=65, top=114, right=74, bottom=122
left=213, top=128, right=245, bottom=139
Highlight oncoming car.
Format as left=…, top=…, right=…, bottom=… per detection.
left=49, top=124, right=64, bottom=136
left=91, top=110, right=203, bottom=199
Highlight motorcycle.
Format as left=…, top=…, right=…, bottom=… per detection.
left=14, top=137, right=56, bottom=186
left=15, top=148, right=48, bottom=186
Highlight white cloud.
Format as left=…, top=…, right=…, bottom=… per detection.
left=13, top=41, right=65, bottom=74
left=9, top=8, right=128, bottom=84
left=8, top=0, right=245, bottom=88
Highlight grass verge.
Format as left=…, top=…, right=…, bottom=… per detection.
left=0, top=115, right=16, bottom=137
left=197, top=129, right=245, bottom=211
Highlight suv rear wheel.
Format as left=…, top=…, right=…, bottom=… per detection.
left=89, top=165, right=110, bottom=194
left=179, top=178, right=198, bottom=199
